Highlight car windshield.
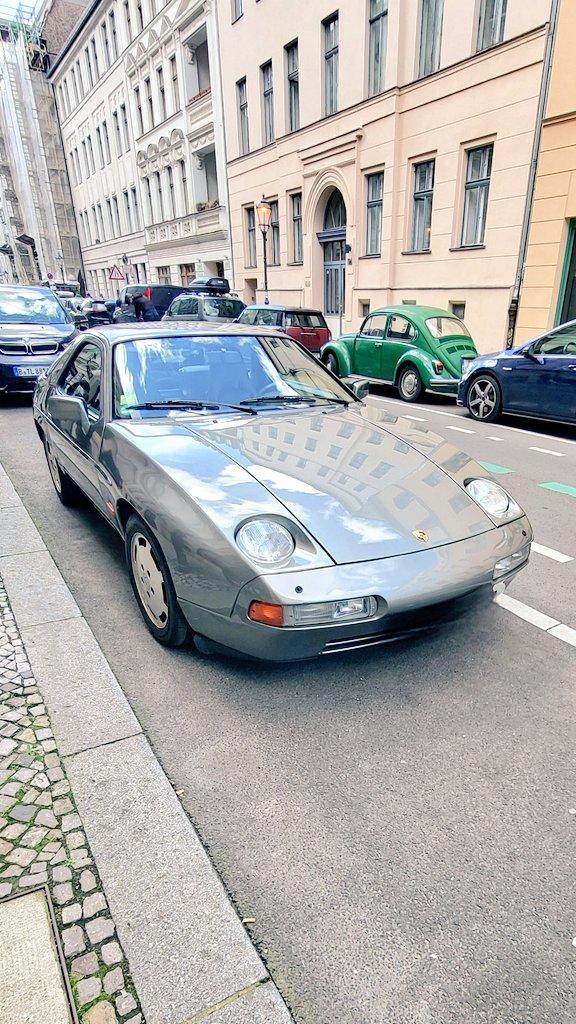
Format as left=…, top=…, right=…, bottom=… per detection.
left=425, top=316, right=471, bottom=340
left=113, top=333, right=354, bottom=418
left=203, top=298, right=245, bottom=318
left=0, top=288, right=67, bottom=324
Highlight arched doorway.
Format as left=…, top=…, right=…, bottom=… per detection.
left=317, top=189, right=346, bottom=322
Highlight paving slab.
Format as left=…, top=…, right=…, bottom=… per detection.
left=0, top=889, right=74, bottom=1024
left=65, top=733, right=269, bottom=1024
left=0, top=550, right=81, bottom=628
left=20, top=617, right=141, bottom=756
left=200, top=981, right=294, bottom=1023
left=0, top=475, right=20, bottom=509
left=0, top=506, right=45, bottom=557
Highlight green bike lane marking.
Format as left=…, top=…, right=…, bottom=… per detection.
left=477, top=461, right=515, bottom=475
left=539, top=482, right=576, bottom=498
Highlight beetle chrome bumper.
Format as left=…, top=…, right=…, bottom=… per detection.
left=179, top=516, right=532, bottom=662
left=427, top=375, right=459, bottom=394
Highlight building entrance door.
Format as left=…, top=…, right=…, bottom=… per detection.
left=559, top=221, right=576, bottom=323
left=317, top=189, right=347, bottom=334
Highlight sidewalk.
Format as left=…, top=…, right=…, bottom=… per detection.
left=0, top=458, right=293, bottom=1024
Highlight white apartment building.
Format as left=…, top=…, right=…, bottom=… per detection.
left=217, top=0, right=555, bottom=352
left=49, top=0, right=232, bottom=298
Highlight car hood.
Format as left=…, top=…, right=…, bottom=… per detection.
left=114, top=404, right=494, bottom=564
left=0, top=322, right=74, bottom=340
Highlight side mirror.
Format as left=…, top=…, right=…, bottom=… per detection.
left=48, top=394, right=90, bottom=434
left=115, top=298, right=121, bottom=307
left=523, top=345, right=542, bottom=363
left=350, top=378, right=370, bottom=400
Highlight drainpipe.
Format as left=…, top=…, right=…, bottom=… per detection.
left=209, top=0, right=236, bottom=292
left=509, top=0, right=560, bottom=346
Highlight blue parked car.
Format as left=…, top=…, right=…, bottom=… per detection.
left=457, top=321, right=576, bottom=424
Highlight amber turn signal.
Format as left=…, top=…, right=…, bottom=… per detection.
left=248, top=601, right=285, bottom=626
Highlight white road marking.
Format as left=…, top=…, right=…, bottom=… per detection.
left=531, top=542, right=574, bottom=563
left=445, top=425, right=475, bottom=434
left=403, top=415, right=428, bottom=422
left=529, top=446, right=566, bottom=457
left=494, top=594, right=560, bottom=630
left=548, top=624, right=576, bottom=647
left=486, top=436, right=504, bottom=442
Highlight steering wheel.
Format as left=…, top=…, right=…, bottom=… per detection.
left=564, top=341, right=576, bottom=353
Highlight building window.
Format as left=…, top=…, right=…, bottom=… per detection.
left=323, top=14, right=339, bottom=116
left=135, top=0, right=144, bottom=33
left=157, top=266, right=171, bottom=285
left=91, top=37, right=100, bottom=79
left=120, top=104, right=131, bottom=150
left=361, top=301, right=370, bottom=317
left=286, top=42, right=299, bottom=133
left=144, top=77, right=154, bottom=129
left=112, top=195, right=121, bottom=235
left=368, top=0, right=387, bottom=97
left=157, top=66, right=166, bottom=120
left=86, top=135, right=96, bottom=174
left=170, top=55, right=179, bottom=112
left=134, top=86, right=143, bottom=135
left=450, top=301, right=466, bottom=320
left=179, top=160, right=189, bottom=213
left=270, top=200, right=280, bottom=264
left=477, top=0, right=506, bottom=52
left=144, top=177, right=153, bottom=222
left=106, top=198, right=113, bottom=234
left=418, top=0, right=443, bottom=78
left=102, top=120, right=111, bottom=163
left=75, top=148, right=82, bottom=183
left=411, top=159, right=434, bottom=251
left=81, top=140, right=89, bottom=177
left=84, top=46, right=94, bottom=89
left=291, top=193, right=302, bottom=263
left=461, top=144, right=493, bottom=246
left=113, top=110, right=122, bottom=156
left=366, top=171, right=383, bottom=255
left=130, top=186, right=140, bottom=228
left=70, top=67, right=79, bottom=106
left=155, top=171, right=164, bottom=220
left=261, top=62, right=274, bottom=146
left=76, top=60, right=84, bottom=98
left=167, top=166, right=176, bottom=219
left=101, top=20, right=110, bottom=67
left=123, top=0, right=131, bottom=41
left=232, top=0, right=243, bottom=20
left=96, top=203, right=105, bottom=241
left=180, top=263, right=195, bottom=285
left=246, top=206, right=256, bottom=267
left=95, top=126, right=105, bottom=169
left=109, top=10, right=118, bottom=59
left=123, top=190, right=133, bottom=232
left=237, top=78, right=249, bottom=155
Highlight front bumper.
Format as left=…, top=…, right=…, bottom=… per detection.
left=179, top=516, right=532, bottom=661
left=0, top=356, right=58, bottom=394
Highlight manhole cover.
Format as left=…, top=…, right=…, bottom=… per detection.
left=0, top=888, right=77, bottom=1024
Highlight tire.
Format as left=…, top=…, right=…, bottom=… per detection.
left=125, top=513, right=190, bottom=647
left=324, top=352, right=340, bottom=376
left=397, top=365, right=424, bottom=402
left=43, top=436, right=83, bottom=507
left=466, top=374, right=502, bottom=422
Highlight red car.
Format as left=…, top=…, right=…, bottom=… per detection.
left=236, top=305, right=331, bottom=353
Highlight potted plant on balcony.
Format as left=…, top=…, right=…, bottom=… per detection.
left=196, top=199, right=219, bottom=212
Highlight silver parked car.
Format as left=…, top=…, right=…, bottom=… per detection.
left=162, top=293, right=246, bottom=324
left=33, top=324, right=532, bottom=661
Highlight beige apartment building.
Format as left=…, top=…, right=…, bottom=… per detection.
left=515, top=0, right=576, bottom=342
left=218, top=0, right=555, bottom=352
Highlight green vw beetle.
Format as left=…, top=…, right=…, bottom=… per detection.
left=320, top=304, right=479, bottom=402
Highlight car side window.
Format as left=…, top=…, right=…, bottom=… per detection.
left=534, top=326, right=576, bottom=355
left=360, top=315, right=387, bottom=339
left=60, top=342, right=102, bottom=415
left=386, top=315, right=416, bottom=342
left=179, top=298, right=199, bottom=316
left=167, top=300, right=178, bottom=317
left=256, top=309, right=281, bottom=327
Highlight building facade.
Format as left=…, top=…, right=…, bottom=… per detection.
left=218, top=0, right=554, bottom=352
left=0, top=8, right=82, bottom=285
left=49, top=0, right=232, bottom=298
left=515, top=0, right=575, bottom=343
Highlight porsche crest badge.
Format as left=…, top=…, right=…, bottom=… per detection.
left=412, top=529, right=429, bottom=543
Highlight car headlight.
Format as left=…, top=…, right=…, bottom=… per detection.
left=465, top=478, right=522, bottom=520
left=236, top=519, right=295, bottom=565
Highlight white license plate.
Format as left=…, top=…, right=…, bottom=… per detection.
left=14, top=365, right=51, bottom=378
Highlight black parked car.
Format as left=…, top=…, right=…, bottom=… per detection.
left=114, top=284, right=193, bottom=322
left=0, top=285, right=78, bottom=395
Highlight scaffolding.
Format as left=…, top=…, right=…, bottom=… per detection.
left=0, top=1, right=81, bottom=284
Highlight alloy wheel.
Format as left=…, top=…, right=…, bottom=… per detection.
left=130, top=533, right=169, bottom=628
left=468, top=378, right=498, bottom=419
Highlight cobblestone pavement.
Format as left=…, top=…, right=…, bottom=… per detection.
left=0, top=578, right=145, bottom=1024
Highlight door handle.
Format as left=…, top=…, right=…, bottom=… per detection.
left=569, top=365, right=576, bottom=370
left=374, top=341, right=382, bottom=348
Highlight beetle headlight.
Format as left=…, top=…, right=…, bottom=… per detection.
left=236, top=519, right=295, bottom=565
left=465, top=478, right=522, bottom=520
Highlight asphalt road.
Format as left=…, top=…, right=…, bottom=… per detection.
left=1, top=391, right=575, bottom=1024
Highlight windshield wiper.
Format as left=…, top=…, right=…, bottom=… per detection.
left=123, top=400, right=256, bottom=415
left=240, top=394, right=349, bottom=406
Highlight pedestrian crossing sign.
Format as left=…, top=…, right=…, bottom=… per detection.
left=108, top=265, right=125, bottom=281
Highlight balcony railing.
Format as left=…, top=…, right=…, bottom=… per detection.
left=145, top=205, right=226, bottom=248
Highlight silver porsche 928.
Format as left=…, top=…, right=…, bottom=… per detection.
left=33, top=323, right=532, bottom=661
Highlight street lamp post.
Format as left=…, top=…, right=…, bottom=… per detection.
left=256, top=198, right=272, bottom=302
